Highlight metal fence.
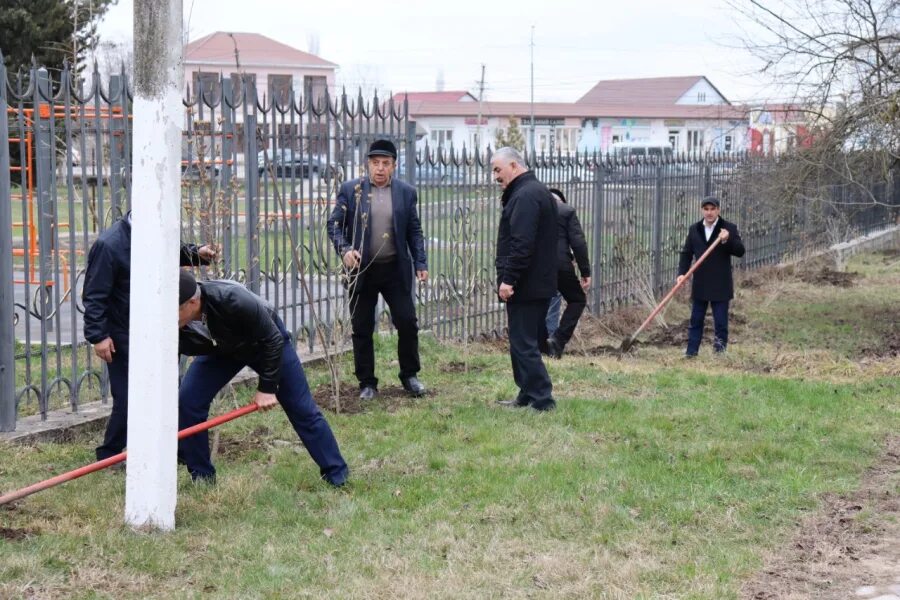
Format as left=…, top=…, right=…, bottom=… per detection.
left=2, top=64, right=898, bottom=430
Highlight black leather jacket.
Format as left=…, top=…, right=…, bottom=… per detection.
left=556, top=202, right=591, bottom=277
left=179, top=280, right=285, bottom=393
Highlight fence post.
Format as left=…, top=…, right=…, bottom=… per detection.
left=108, top=74, right=126, bottom=219
left=0, top=56, right=16, bottom=431
left=404, top=119, right=416, bottom=186
left=221, top=78, right=234, bottom=276
left=703, top=163, right=712, bottom=198
left=244, top=101, right=261, bottom=294
left=33, top=68, right=55, bottom=329
left=590, top=161, right=605, bottom=314
left=652, top=164, right=663, bottom=295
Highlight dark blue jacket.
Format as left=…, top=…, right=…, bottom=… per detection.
left=326, top=177, right=427, bottom=293
left=678, top=217, right=745, bottom=301
left=82, top=217, right=209, bottom=348
left=495, top=171, right=559, bottom=302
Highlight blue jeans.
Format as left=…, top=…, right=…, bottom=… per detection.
left=178, top=320, right=348, bottom=485
left=686, top=299, right=729, bottom=356
left=545, top=293, right=562, bottom=337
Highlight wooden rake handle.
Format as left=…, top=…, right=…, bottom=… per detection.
left=629, top=236, right=723, bottom=342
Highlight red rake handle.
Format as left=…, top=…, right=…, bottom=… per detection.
left=629, top=237, right=723, bottom=341
left=0, top=403, right=259, bottom=506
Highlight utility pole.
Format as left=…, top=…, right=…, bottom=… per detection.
left=127, top=0, right=183, bottom=531
left=476, top=64, right=485, bottom=152
left=530, top=25, right=535, bottom=157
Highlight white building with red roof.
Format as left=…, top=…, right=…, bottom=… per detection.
left=185, top=31, right=337, bottom=106
left=400, top=76, right=753, bottom=155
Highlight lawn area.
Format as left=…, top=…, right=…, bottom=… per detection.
left=1, top=249, right=898, bottom=599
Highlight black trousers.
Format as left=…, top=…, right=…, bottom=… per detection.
left=507, top=299, right=554, bottom=405
left=349, top=261, right=420, bottom=389
left=686, top=299, right=729, bottom=355
left=96, top=345, right=129, bottom=461
left=552, top=268, right=587, bottom=348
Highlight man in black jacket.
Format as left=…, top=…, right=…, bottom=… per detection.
left=327, top=139, right=428, bottom=401
left=177, top=270, right=348, bottom=486
left=81, top=213, right=215, bottom=461
left=677, top=197, right=745, bottom=357
left=492, top=147, right=558, bottom=411
left=544, top=188, right=591, bottom=359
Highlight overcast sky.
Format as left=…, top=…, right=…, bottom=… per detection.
left=96, top=0, right=783, bottom=104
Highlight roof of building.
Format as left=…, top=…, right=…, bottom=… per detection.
left=391, top=91, right=477, bottom=104
left=185, top=32, right=337, bottom=69
left=576, top=75, right=729, bottom=106
left=405, top=99, right=749, bottom=121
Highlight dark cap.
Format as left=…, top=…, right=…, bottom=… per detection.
left=701, top=196, right=720, bottom=208
left=179, top=269, right=198, bottom=305
left=548, top=187, right=567, bottom=204
left=367, top=139, right=397, bottom=159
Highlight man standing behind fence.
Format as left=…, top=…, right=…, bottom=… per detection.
left=543, top=188, right=591, bottom=359
left=676, top=196, right=745, bottom=357
left=82, top=212, right=216, bottom=461
left=326, top=139, right=428, bottom=401
left=491, top=147, right=558, bottom=412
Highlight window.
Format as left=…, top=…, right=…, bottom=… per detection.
left=724, top=135, right=732, bottom=152
left=269, top=75, right=293, bottom=106
left=230, top=73, right=257, bottom=101
left=668, top=130, right=681, bottom=150
left=430, top=129, right=453, bottom=147
left=193, top=72, right=221, bottom=100
left=303, top=75, right=327, bottom=105
left=687, top=129, right=704, bottom=152
left=697, top=92, right=707, bottom=103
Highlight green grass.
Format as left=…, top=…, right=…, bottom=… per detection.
left=1, top=251, right=898, bottom=598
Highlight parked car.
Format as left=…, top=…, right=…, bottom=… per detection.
left=258, top=149, right=325, bottom=179
left=395, top=160, right=466, bottom=184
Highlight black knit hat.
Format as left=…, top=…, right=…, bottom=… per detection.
left=701, top=196, right=720, bottom=208
left=548, top=187, right=567, bottom=204
left=367, top=139, right=397, bottom=159
left=178, top=269, right=198, bottom=305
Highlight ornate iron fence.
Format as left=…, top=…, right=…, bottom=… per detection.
left=2, top=64, right=898, bottom=430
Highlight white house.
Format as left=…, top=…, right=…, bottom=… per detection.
left=398, top=76, right=752, bottom=155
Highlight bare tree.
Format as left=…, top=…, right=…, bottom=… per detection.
left=731, top=0, right=900, bottom=208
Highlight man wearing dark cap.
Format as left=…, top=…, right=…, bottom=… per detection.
left=176, top=270, right=348, bottom=486
left=82, top=212, right=216, bottom=461
left=327, top=139, right=428, bottom=401
left=676, top=196, right=745, bottom=357
left=543, top=188, right=591, bottom=359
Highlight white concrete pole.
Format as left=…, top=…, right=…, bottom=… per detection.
left=125, top=0, right=183, bottom=530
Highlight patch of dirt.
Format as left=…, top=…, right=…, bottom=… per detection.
left=0, top=527, right=36, bottom=541
left=742, top=437, right=900, bottom=600
left=444, top=361, right=467, bottom=373
left=861, top=330, right=900, bottom=359
left=312, top=382, right=423, bottom=414
left=797, top=267, right=860, bottom=287
left=215, top=425, right=271, bottom=460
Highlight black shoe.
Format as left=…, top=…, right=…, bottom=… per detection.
left=359, top=386, right=378, bottom=401
left=547, top=337, right=563, bottom=359
left=684, top=352, right=697, bottom=359
left=496, top=398, right=530, bottom=408
left=531, top=399, right=557, bottom=412
left=401, top=377, right=426, bottom=397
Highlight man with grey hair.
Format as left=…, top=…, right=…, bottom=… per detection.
left=491, top=147, right=558, bottom=411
